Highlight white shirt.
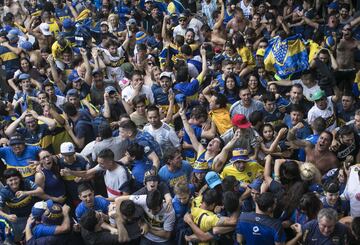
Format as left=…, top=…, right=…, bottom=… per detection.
left=307, top=96, right=336, bottom=131
left=94, top=164, right=129, bottom=198
left=143, top=122, right=180, bottom=155
left=129, top=194, right=175, bottom=242
left=341, top=164, right=360, bottom=217
left=292, top=79, right=320, bottom=102
left=122, top=84, right=154, bottom=104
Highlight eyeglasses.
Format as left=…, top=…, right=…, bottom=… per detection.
left=148, top=62, right=154, bottom=66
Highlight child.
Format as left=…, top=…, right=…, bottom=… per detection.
left=321, top=181, right=349, bottom=219
left=258, top=124, right=288, bottom=161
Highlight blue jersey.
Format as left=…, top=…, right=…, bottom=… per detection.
left=58, top=155, right=89, bottom=200
left=32, top=224, right=56, bottom=239
left=158, top=161, right=192, bottom=193
left=131, top=158, right=153, bottom=187
left=0, top=45, right=19, bottom=76
left=55, top=6, right=72, bottom=21
left=42, top=168, right=66, bottom=198
left=236, top=212, right=286, bottom=245
left=75, top=196, right=110, bottom=221
left=302, top=220, right=349, bottom=245
left=133, top=131, right=162, bottom=159
left=0, top=145, right=41, bottom=180
left=0, top=179, right=38, bottom=217
left=182, top=124, right=202, bottom=161
left=172, top=196, right=190, bottom=219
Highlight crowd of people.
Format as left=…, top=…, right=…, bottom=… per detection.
left=1, top=0, right=360, bottom=244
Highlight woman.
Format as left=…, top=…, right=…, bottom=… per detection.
left=107, top=13, right=123, bottom=36
left=246, top=73, right=265, bottom=99
left=203, top=73, right=239, bottom=105
left=130, top=95, right=148, bottom=129
left=35, top=150, right=66, bottom=204
left=13, top=57, right=43, bottom=82
left=0, top=169, right=44, bottom=242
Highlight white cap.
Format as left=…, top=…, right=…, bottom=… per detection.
left=160, top=71, right=173, bottom=80
left=60, top=142, right=75, bottom=155
left=39, top=23, right=52, bottom=36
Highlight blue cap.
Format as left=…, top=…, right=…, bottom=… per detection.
left=105, top=86, right=117, bottom=94
left=63, top=18, right=74, bottom=29
left=328, top=2, right=339, bottom=10
left=20, top=41, right=33, bottom=51
left=230, top=148, right=250, bottom=163
left=18, top=73, right=30, bottom=80
left=248, top=178, right=263, bottom=191
left=68, top=70, right=81, bottom=82
left=205, top=171, right=222, bottom=189
left=31, top=200, right=54, bottom=219
left=135, top=31, right=148, bottom=44
left=66, top=88, right=79, bottom=97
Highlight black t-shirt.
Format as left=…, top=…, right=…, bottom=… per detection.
left=335, top=134, right=360, bottom=162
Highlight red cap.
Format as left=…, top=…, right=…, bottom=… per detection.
left=231, top=114, right=251, bottom=128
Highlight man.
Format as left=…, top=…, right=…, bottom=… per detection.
left=207, top=92, right=232, bottom=135
left=236, top=192, right=302, bottom=245
left=119, top=120, right=161, bottom=170
left=340, top=109, right=360, bottom=137
left=308, top=89, right=340, bottom=131
left=336, top=92, right=356, bottom=127
left=184, top=189, right=239, bottom=245
left=301, top=208, right=350, bottom=244
left=220, top=148, right=263, bottom=188
left=42, top=81, right=66, bottom=109
left=270, top=70, right=320, bottom=102
left=63, top=149, right=133, bottom=200
left=221, top=114, right=260, bottom=156
left=0, top=133, right=41, bottom=180
left=122, top=70, right=154, bottom=109
left=115, top=190, right=175, bottom=245
left=5, top=109, right=56, bottom=149
left=58, top=142, right=90, bottom=207
left=260, top=93, right=284, bottom=126
left=286, top=84, right=312, bottom=115
left=305, top=131, right=339, bottom=175
left=229, top=87, right=263, bottom=119
left=75, top=183, right=110, bottom=221
left=331, top=125, right=360, bottom=164
left=81, top=122, right=126, bottom=162
left=143, top=105, right=180, bottom=155
left=158, top=147, right=192, bottom=193
left=102, top=86, right=127, bottom=122
left=283, top=104, right=312, bottom=140
left=62, top=102, right=95, bottom=149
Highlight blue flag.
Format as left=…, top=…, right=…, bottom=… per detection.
left=264, top=34, right=309, bottom=80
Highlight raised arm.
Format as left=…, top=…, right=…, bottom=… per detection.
left=261, top=128, right=287, bottom=154
left=79, top=48, right=92, bottom=86
left=213, top=0, right=224, bottom=31
left=212, top=129, right=240, bottom=172
left=179, top=108, right=203, bottom=153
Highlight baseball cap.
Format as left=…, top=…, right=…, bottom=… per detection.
left=144, top=169, right=159, bottom=183
left=42, top=202, right=63, bottom=225
left=175, top=93, right=186, bottom=104
left=63, top=18, right=74, bottom=29
left=205, top=171, right=222, bottom=189
left=9, top=134, right=25, bottom=145
left=105, top=86, right=117, bottom=94
left=311, top=90, right=326, bottom=101
left=160, top=71, right=173, bottom=80
left=193, top=160, right=209, bottom=173
left=121, top=62, right=134, bottom=77
left=230, top=148, right=250, bottom=163
left=178, top=13, right=188, bottom=20
left=135, top=31, right=148, bottom=44
left=19, top=41, right=33, bottom=51
left=231, top=114, right=251, bottom=128
left=66, top=88, right=79, bottom=97
left=31, top=200, right=54, bottom=219
left=145, top=0, right=153, bottom=3
left=18, top=73, right=31, bottom=80
left=39, top=23, right=52, bottom=36
left=127, top=18, right=136, bottom=26
left=68, top=70, right=81, bottom=82
left=6, top=29, right=18, bottom=42
left=248, top=178, right=263, bottom=192
left=327, top=1, right=339, bottom=10
left=100, top=21, right=109, bottom=27
left=60, top=142, right=75, bottom=155
left=256, top=48, right=265, bottom=57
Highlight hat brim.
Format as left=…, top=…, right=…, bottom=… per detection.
left=193, top=169, right=208, bottom=173
left=9, top=140, right=25, bottom=145
left=230, top=156, right=250, bottom=163
left=208, top=179, right=222, bottom=189
left=61, top=152, right=75, bottom=156
left=233, top=122, right=251, bottom=128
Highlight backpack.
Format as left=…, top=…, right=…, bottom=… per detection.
left=116, top=161, right=137, bottom=194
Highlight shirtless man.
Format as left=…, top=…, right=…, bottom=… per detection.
left=226, top=7, right=248, bottom=36
left=200, top=0, right=226, bottom=47
left=305, top=131, right=339, bottom=175
left=334, top=24, right=359, bottom=92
